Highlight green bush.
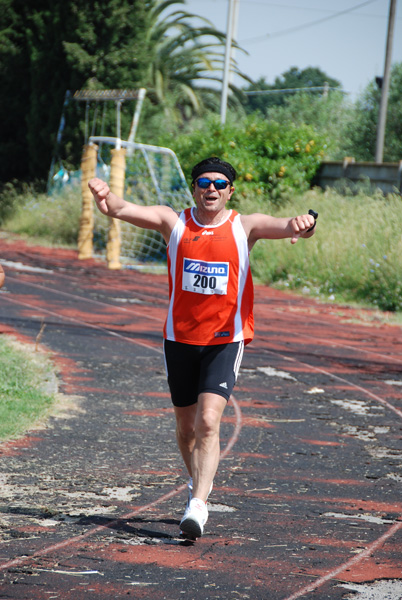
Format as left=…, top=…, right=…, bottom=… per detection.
left=357, top=259, right=402, bottom=312
left=160, top=113, right=326, bottom=204
left=266, top=91, right=354, bottom=160
left=0, top=181, right=26, bottom=225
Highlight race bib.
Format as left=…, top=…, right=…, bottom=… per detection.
left=182, top=258, right=229, bottom=295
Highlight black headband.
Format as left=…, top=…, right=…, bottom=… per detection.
left=192, top=163, right=235, bottom=185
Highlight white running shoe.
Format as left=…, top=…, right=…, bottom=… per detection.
left=180, top=498, right=208, bottom=539
left=180, top=479, right=213, bottom=539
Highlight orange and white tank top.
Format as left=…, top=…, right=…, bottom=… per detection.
left=163, top=207, right=254, bottom=346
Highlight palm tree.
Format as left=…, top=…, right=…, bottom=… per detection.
left=142, top=0, right=249, bottom=122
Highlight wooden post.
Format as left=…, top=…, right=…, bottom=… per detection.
left=107, top=147, right=126, bottom=269
left=78, top=143, right=98, bottom=260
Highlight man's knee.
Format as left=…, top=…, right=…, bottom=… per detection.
left=195, top=415, right=219, bottom=439
left=177, top=420, right=195, bottom=444
left=175, top=405, right=197, bottom=443
left=195, top=394, right=226, bottom=437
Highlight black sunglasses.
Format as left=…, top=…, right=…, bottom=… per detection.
left=196, top=177, right=231, bottom=190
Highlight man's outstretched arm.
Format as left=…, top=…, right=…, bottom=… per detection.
left=88, top=178, right=179, bottom=242
left=242, top=211, right=317, bottom=250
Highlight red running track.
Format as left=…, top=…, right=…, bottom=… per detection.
left=0, top=238, right=401, bottom=600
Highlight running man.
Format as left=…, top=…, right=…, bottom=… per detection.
left=88, top=156, right=317, bottom=539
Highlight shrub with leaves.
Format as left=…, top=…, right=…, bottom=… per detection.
left=162, top=114, right=326, bottom=204
left=0, top=181, right=24, bottom=225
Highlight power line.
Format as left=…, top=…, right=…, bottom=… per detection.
left=239, top=0, right=383, bottom=14
left=243, top=86, right=347, bottom=95
left=240, top=0, right=379, bottom=44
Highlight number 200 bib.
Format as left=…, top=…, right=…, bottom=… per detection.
left=182, top=258, right=229, bottom=295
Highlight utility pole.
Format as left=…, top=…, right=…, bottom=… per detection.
left=375, top=0, right=397, bottom=163
left=220, top=0, right=240, bottom=125
left=229, top=0, right=240, bottom=85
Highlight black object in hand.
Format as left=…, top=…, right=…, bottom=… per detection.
left=307, top=209, right=318, bottom=232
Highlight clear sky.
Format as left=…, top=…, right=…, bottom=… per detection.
left=183, top=0, right=401, bottom=101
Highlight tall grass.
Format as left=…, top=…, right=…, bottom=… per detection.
left=1, top=182, right=81, bottom=246
left=249, top=187, right=402, bottom=312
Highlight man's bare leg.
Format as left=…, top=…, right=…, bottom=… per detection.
left=191, top=392, right=227, bottom=502
left=174, top=403, right=197, bottom=477
left=174, top=393, right=226, bottom=501
left=177, top=393, right=227, bottom=538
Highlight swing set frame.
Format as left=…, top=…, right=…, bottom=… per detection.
left=47, top=88, right=146, bottom=191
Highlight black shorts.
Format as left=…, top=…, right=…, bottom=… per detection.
left=163, top=340, right=244, bottom=407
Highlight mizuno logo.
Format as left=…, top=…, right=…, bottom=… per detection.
left=183, top=258, right=229, bottom=276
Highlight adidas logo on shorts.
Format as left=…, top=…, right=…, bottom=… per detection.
left=219, top=382, right=228, bottom=389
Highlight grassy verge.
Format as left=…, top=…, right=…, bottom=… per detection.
left=0, top=336, right=57, bottom=440
left=247, top=187, right=402, bottom=315
left=1, top=181, right=81, bottom=247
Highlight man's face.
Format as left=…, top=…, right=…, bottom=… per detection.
left=192, top=171, right=234, bottom=212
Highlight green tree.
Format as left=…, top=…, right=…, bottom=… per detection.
left=343, top=62, right=402, bottom=162
left=0, top=0, right=149, bottom=182
left=266, top=91, right=353, bottom=160
left=0, top=0, right=241, bottom=183
left=0, top=0, right=31, bottom=181
left=242, top=66, right=341, bottom=114
left=274, top=66, right=341, bottom=91
left=141, top=0, right=233, bottom=123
